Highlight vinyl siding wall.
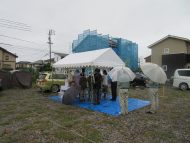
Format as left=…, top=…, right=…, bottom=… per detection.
left=151, top=38, right=187, bottom=66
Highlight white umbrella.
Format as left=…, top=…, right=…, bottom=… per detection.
left=140, top=63, right=167, bottom=84
left=108, top=66, right=136, bottom=82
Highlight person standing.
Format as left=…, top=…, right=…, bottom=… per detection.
left=146, top=79, right=159, bottom=114
left=73, top=69, right=81, bottom=100
left=111, top=80, right=117, bottom=101
left=118, top=82, right=130, bottom=115
left=79, top=73, right=87, bottom=102
left=102, top=70, right=108, bottom=99
left=87, top=73, right=92, bottom=101
left=67, top=70, right=73, bottom=83
left=73, top=69, right=81, bottom=89
left=93, top=68, right=102, bottom=105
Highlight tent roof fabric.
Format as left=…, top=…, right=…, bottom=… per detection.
left=53, top=48, right=125, bottom=68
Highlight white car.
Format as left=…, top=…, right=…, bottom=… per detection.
left=173, top=69, right=190, bottom=90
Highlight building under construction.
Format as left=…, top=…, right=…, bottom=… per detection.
left=72, top=29, right=138, bottom=70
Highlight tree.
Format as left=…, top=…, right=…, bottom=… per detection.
left=40, top=63, right=52, bottom=72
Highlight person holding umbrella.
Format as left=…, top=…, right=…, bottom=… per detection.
left=140, top=63, right=167, bottom=114
left=146, top=79, right=160, bottom=114
left=118, top=81, right=130, bottom=115
left=108, top=66, right=135, bottom=115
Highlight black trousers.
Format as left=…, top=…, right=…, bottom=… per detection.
left=93, top=88, right=101, bottom=103
left=111, top=81, right=117, bottom=100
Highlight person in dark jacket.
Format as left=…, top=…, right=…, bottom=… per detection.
left=107, top=69, right=118, bottom=101
left=62, top=81, right=79, bottom=105
left=87, top=73, right=92, bottom=101
left=73, top=69, right=81, bottom=90
left=109, top=75, right=117, bottom=101
left=93, top=68, right=102, bottom=105
left=79, top=73, right=87, bottom=102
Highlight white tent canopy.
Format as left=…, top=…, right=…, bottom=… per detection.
left=53, top=48, right=125, bottom=68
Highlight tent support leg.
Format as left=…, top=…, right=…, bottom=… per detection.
left=90, top=67, right=94, bottom=104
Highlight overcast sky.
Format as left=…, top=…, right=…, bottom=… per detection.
left=0, top=0, right=189, bottom=62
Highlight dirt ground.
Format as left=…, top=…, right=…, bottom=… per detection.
left=0, top=87, right=190, bottom=143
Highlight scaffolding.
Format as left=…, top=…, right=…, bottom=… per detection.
left=72, top=29, right=138, bottom=70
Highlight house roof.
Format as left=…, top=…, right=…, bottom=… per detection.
left=144, top=55, right=151, bottom=59
left=148, top=35, right=190, bottom=48
left=53, top=48, right=125, bottom=68
left=16, top=61, right=31, bottom=64
left=44, top=58, right=54, bottom=63
left=0, top=47, right=18, bottom=57
left=53, top=52, right=68, bottom=57
left=31, top=60, right=43, bottom=64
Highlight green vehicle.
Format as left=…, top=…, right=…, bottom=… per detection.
left=37, top=72, right=67, bottom=92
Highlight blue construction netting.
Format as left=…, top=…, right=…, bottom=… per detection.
left=49, top=95, right=150, bottom=116
left=72, top=29, right=138, bottom=71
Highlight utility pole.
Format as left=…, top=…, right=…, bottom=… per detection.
left=47, top=29, right=55, bottom=66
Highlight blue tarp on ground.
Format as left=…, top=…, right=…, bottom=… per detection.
left=49, top=95, right=150, bottom=116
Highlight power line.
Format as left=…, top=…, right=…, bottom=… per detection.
left=16, top=51, right=50, bottom=62
left=0, top=42, right=55, bottom=62
left=0, top=42, right=47, bottom=52
left=0, top=34, right=46, bottom=46
left=39, top=53, right=49, bottom=60
left=19, top=50, right=48, bottom=58
left=0, top=18, right=31, bottom=32
left=0, top=18, right=30, bottom=27
left=0, top=24, right=31, bottom=31
left=0, top=42, right=49, bottom=61
left=0, top=43, right=12, bottom=46
left=0, top=23, right=31, bottom=31
left=0, top=43, right=60, bottom=55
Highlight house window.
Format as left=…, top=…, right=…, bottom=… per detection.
left=162, top=65, right=167, bottom=71
left=5, top=55, right=9, bottom=60
left=2, top=64, right=11, bottom=69
left=163, top=48, right=169, bottom=54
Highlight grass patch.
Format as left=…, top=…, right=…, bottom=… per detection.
left=0, top=88, right=190, bottom=143
left=55, top=130, right=78, bottom=142
left=144, top=130, right=177, bottom=143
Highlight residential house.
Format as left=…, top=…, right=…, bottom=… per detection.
left=144, top=55, right=151, bottom=63
left=30, top=60, right=44, bottom=71
left=53, top=52, right=68, bottom=73
left=148, top=35, right=190, bottom=78
left=0, top=47, right=18, bottom=70
left=44, top=58, right=55, bottom=64
left=16, top=61, right=31, bottom=69
left=53, top=52, right=68, bottom=62
left=31, top=52, right=68, bottom=72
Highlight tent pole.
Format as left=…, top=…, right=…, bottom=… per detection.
left=90, top=66, right=94, bottom=104
left=66, top=68, right=69, bottom=86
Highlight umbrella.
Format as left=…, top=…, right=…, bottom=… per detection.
left=108, top=66, right=136, bottom=82
left=140, top=63, right=167, bottom=84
